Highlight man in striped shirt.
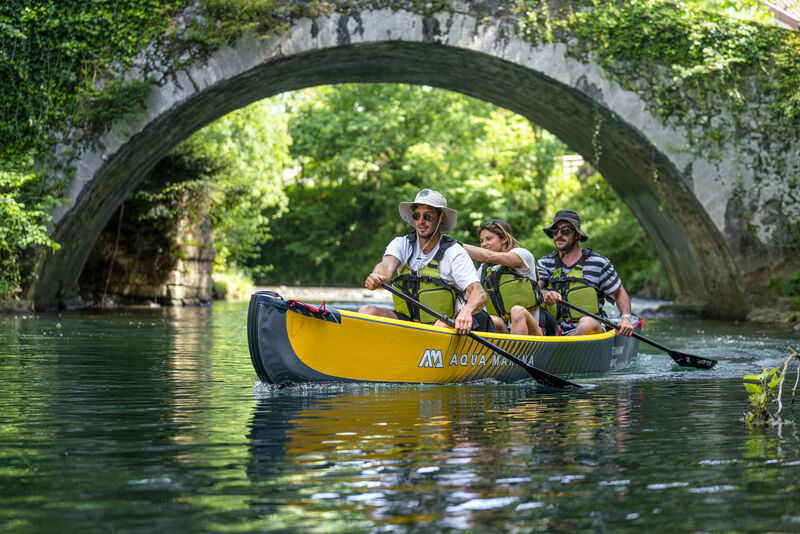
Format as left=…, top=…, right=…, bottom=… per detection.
left=537, top=210, right=634, bottom=336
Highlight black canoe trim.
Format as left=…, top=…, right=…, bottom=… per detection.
left=248, top=291, right=353, bottom=385
left=247, top=292, right=272, bottom=383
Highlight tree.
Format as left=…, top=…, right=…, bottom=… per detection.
left=255, top=83, right=567, bottom=285
left=176, top=96, right=292, bottom=271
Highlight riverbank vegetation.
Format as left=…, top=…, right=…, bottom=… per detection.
left=743, top=347, right=799, bottom=426
left=2, top=1, right=798, bottom=301
left=1, top=0, right=183, bottom=297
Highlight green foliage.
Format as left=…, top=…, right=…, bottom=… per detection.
left=123, top=95, right=290, bottom=281
left=771, top=270, right=800, bottom=310
left=73, top=77, right=157, bottom=140
left=6, top=0, right=797, bottom=300
left=0, top=0, right=338, bottom=297
left=2, top=0, right=438, bottom=174
left=194, top=0, right=335, bottom=47
left=131, top=156, right=209, bottom=228
left=528, top=165, right=671, bottom=297
left=0, top=0, right=313, bottom=297
left=546, top=0, right=800, bottom=129
left=254, top=84, right=567, bottom=285
left=250, top=83, right=663, bottom=294
left=177, top=96, right=291, bottom=270
left=743, top=366, right=784, bottom=425
left=0, top=1, right=183, bottom=165
left=0, top=169, right=61, bottom=297
left=212, top=266, right=254, bottom=300
left=742, top=348, right=799, bottom=427
left=0, top=0, right=184, bottom=295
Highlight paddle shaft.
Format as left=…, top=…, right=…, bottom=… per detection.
left=556, top=300, right=717, bottom=369
left=380, top=283, right=581, bottom=388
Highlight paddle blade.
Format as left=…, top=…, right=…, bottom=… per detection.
left=529, top=369, right=582, bottom=389
left=669, top=350, right=717, bottom=369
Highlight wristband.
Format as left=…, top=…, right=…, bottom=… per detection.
left=621, top=313, right=632, bottom=320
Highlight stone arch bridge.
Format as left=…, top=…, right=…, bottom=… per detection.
left=31, top=2, right=800, bottom=317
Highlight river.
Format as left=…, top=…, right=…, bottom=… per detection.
left=1, top=297, right=799, bottom=532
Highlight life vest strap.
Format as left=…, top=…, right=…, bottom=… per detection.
left=391, top=234, right=464, bottom=322
left=547, top=248, right=606, bottom=322
left=480, top=263, right=543, bottom=319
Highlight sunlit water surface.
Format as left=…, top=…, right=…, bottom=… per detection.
left=1, top=299, right=799, bottom=532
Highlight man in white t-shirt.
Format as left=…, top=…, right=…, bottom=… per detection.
left=360, top=189, right=487, bottom=335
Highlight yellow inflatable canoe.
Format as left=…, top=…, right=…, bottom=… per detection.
left=247, top=291, right=640, bottom=385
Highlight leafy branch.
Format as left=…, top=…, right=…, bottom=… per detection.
left=742, top=347, right=799, bottom=426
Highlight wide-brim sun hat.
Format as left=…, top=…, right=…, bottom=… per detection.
left=543, top=209, right=588, bottom=241
left=399, top=189, right=457, bottom=232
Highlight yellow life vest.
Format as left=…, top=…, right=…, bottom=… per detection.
left=479, top=263, right=542, bottom=321
left=544, top=249, right=604, bottom=322
left=391, top=234, right=464, bottom=324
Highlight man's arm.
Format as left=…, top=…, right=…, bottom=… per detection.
left=364, top=255, right=401, bottom=290
left=538, top=279, right=561, bottom=306
left=453, top=281, right=487, bottom=334
left=611, top=285, right=634, bottom=336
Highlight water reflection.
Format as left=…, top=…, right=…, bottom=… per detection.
left=0, top=306, right=230, bottom=532
left=246, top=383, right=643, bottom=530
left=2, top=303, right=799, bottom=532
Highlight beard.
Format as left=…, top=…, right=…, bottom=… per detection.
left=417, top=226, right=436, bottom=239
left=416, top=216, right=441, bottom=240
left=555, top=235, right=578, bottom=253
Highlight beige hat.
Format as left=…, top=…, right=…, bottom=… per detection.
left=398, top=189, right=457, bottom=232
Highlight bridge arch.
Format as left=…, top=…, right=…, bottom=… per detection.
left=33, top=6, right=791, bottom=316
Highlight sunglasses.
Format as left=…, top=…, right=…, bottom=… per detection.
left=480, top=219, right=510, bottom=235
left=549, top=226, right=575, bottom=237
left=412, top=211, right=436, bottom=222
left=479, top=219, right=504, bottom=231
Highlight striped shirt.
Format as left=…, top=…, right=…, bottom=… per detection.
left=537, top=248, right=622, bottom=301
left=537, top=249, right=622, bottom=334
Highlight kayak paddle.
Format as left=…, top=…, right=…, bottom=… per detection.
left=381, top=283, right=582, bottom=389
left=557, top=300, right=717, bottom=369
